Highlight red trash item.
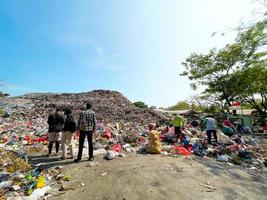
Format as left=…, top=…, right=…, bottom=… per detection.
left=112, top=144, right=122, bottom=153
left=24, top=136, right=31, bottom=141
left=34, top=136, right=48, bottom=143
left=160, top=134, right=166, bottom=142
left=184, top=144, right=193, bottom=152
left=103, top=129, right=112, bottom=139
left=227, top=144, right=240, bottom=152
left=138, top=136, right=145, bottom=142
left=174, top=146, right=191, bottom=156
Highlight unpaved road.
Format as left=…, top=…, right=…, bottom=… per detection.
left=32, top=153, right=267, bottom=200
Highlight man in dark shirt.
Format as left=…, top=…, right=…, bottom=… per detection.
left=47, top=107, right=65, bottom=156
left=61, top=107, right=76, bottom=160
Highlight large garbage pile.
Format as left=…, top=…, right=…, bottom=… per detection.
left=0, top=91, right=169, bottom=199
left=0, top=91, right=266, bottom=199
left=21, top=90, right=168, bottom=126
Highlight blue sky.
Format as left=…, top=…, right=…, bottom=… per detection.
left=0, top=0, right=263, bottom=107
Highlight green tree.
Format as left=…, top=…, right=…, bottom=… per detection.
left=167, top=101, right=191, bottom=110
left=230, top=64, right=267, bottom=121
left=133, top=101, right=148, bottom=109
left=181, top=20, right=267, bottom=116
left=0, top=91, right=9, bottom=97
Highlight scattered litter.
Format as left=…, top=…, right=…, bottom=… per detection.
left=101, top=172, right=108, bottom=177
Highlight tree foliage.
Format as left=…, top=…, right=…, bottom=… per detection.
left=167, top=101, right=191, bottom=110
left=0, top=92, right=9, bottom=97
left=181, top=20, right=267, bottom=120
left=133, top=101, right=148, bottom=109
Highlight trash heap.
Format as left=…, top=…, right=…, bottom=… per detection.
left=158, top=126, right=267, bottom=172
left=0, top=91, right=168, bottom=199
left=90, top=121, right=266, bottom=173
left=0, top=147, right=50, bottom=199
left=20, top=90, right=169, bottom=125
left=0, top=92, right=266, bottom=198
left=0, top=104, right=55, bottom=199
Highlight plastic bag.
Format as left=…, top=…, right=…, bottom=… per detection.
left=227, top=144, right=240, bottom=153
left=104, top=150, right=118, bottom=160
left=0, top=181, right=12, bottom=189
left=112, top=144, right=122, bottom=153
left=25, top=186, right=52, bottom=200
left=217, top=129, right=234, bottom=145
left=103, top=129, right=112, bottom=139
left=217, top=154, right=229, bottom=162
left=36, top=176, right=45, bottom=189
left=174, top=146, right=191, bottom=156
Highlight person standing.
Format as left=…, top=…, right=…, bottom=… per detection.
left=74, top=102, right=96, bottom=163
left=172, top=114, right=184, bottom=139
left=204, top=115, right=218, bottom=144
left=61, top=107, right=76, bottom=160
left=47, top=107, right=65, bottom=157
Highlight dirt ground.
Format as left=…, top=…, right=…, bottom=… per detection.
left=31, top=152, right=267, bottom=200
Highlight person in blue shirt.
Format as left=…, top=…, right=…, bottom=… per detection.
left=204, top=115, right=218, bottom=144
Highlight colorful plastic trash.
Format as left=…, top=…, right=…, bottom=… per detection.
left=36, top=176, right=45, bottom=189
left=103, top=129, right=112, bottom=139
left=174, top=146, right=191, bottom=156
left=112, top=144, right=122, bottom=153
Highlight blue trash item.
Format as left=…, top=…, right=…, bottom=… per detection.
left=0, top=173, right=9, bottom=183
left=194, top=149, right=205, bottom=157
left=165, top=134, right=173, bottom=144
left=182, top=136, right=190, bottom=145
left=238, top=150, right=253, bottom=159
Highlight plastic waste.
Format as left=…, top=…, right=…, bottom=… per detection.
left=12, top=185, right=21, bottom=191
left=0, top=180, right=12, bottom=189
left=227, top=144, right=240, bottom=153
left=104, top=150, right=118, bottom=160
left=238, top=150, right=253, bottom=159
left=216, top=154, right=229, bottom=162
left=123, top=144, right=131, bottom=149
left=0, top=172, right=9, bottom=183
left=102, top=129, right=112, bottom=139
left=24, top=186, right=52, bottom=200
left=217, top=130, right=235, bottom=145
left=112, top=144, right=122, bottom=153
left=174, top=146, right=191, bottom=156
left=36, top=176, right=45, bottom=189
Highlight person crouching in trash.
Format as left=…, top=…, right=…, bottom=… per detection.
left=147, top=123, right=161, bottom=154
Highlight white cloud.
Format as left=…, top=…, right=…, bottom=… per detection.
left=1, top=82, right=40, bottom=96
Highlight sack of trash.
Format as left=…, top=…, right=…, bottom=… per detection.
left=217, top=130, right=234, bottom=145
left=104, top=150, right=118, bottom=160
left=147, top=130, right=161, bottom=154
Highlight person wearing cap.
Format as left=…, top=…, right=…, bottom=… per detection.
left=61, top=107, right=76, bottom=160
left=74, top=102, right=96, bottom=162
